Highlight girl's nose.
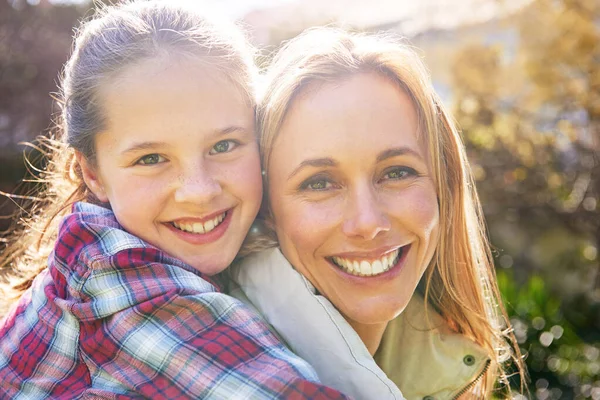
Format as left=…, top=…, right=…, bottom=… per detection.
left=174, top=166, right=222, bottom=205
left=341, top=184, right=391, bottom=240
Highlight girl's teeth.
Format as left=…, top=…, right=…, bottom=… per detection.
left=192, top=222, right=205, bottom=234
left=173, top=212, right=226, bottom=234
left=332, top=249, right=401, bottom=277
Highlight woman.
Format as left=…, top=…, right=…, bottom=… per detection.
left=230, top=28, right=525, bottom=399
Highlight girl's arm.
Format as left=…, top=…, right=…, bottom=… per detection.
left=53, top=208, right=347, bottom=399
left=75, top=254, right=344, bottom=400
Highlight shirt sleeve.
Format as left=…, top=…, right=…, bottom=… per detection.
left=65, top=246, right=347, bottom=400
left=50, top=209, right=348, bottom=400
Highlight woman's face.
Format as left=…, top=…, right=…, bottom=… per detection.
left=267, top=72, right=440, bottom=325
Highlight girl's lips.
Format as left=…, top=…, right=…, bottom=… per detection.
left=165, top=208, right=233, bottom=245
left=170, top=208, right=231, bottom=225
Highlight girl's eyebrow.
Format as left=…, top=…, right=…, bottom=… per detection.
left=288, top=158, right=337, bottom=180
left=120, top=126, right=249, bottom=156
left=121, top=141, right=168, bottom=156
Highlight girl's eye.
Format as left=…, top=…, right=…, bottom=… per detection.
left=210, top=140, right=239, bottom=155
left=382, top=166, right=417, bottom=181
left=136, top=154, right=166, bottom=165
left=300, top=177, right=335, bottom=191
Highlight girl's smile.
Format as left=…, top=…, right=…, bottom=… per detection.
left=78, top=56, right=262, bottom=276
left=166, top=208, right=233, bottom=245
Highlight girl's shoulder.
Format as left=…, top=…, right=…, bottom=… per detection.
left=58, top=201, right=193, bottom=263
left=60, top=201, right=135, bottom=249
left=54, top=201, right=153, bottom=270
left=52, top=201, right=219, bottom=289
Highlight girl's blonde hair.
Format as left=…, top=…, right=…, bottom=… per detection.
left=0, top=0, right=257, bottom=314
left=256, top=28, right=525, bottom=396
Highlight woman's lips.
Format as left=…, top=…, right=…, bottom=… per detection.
left=327, top=245, right=411, bottom=278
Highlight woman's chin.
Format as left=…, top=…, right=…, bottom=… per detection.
left=341, top=300, right=409, bottom=327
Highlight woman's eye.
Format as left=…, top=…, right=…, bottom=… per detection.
left=210, top=140, right=239, bottom=155
left=382, top=167, right=416, bottom=181
left=136, top=154, right=166, bottom=165
left=300, top=177, right=334, bottom=191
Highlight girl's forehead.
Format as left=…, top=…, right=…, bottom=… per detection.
left=95, top=57, right=253, bottom=154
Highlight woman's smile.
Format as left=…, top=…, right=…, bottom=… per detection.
left=267, top=72, right=440, bottom=327
left=327, top=245, right=408, bottom=277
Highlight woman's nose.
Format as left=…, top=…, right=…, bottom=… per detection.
left=341, top=184, right=391, bottom=240
left=174, top=166, right=222, bottom=205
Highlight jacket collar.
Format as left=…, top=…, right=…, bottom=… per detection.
left=375, top=293, right=490, bottom=399
left=230, top=247, right=489, bottom=400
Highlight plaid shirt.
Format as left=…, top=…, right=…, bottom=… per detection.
left=0, top=202, right=347, bottom=400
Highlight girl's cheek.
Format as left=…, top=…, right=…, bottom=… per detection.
left=238, top=154, right=263, bottom=192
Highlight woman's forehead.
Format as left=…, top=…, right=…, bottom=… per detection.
left=268, top=72, right=427, bottom=171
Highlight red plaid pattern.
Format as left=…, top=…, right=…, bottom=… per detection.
left=0, top=202, right=348, bottom=400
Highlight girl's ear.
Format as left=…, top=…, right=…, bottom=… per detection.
left=75, top=151, right=109, bottom=203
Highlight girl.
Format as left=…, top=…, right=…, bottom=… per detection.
left=230, top=28, right=526, bottom=399
left=0, top=3, right=346, bottom=399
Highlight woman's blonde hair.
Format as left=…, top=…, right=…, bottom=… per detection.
left=256, top=27, right=525, bottom=396
left=0, top=0, right=257, bottom=314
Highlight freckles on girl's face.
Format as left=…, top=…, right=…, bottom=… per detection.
left=88, top=57, right=262, bottom=275
left=267, top=72, right=440, bottom=326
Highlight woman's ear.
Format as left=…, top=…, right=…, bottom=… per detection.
left=75, top=151, right=109, bottom=203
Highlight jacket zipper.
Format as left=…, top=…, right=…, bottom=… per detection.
left=451, top=359, right=491, bottom=400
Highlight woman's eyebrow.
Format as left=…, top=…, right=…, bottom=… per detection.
left=288, top=157, right=337, bottom=180
left=376, top=147, right=423, bottom=162
left=218, top=125, right=248, bottom=135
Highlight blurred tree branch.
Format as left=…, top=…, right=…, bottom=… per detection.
left=451, top=0, right=599, bottom=393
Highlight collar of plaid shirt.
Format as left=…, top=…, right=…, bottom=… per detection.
left=0, top=202, right=348, bottom=400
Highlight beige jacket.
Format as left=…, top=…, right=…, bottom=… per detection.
left=229, top=248, right=490, bottom=400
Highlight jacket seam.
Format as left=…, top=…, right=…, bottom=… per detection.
left=300, top=276, right=400, bottom=399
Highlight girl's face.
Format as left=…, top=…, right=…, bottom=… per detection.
left=80, top=57, right=262, bottom=275
left=267, top=73, right=440, bottom=326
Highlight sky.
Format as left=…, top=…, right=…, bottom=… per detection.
left=203, top=0, right=298, bottom=18
left=46, top=0, right=297, bottom=18
left=44, top=0, right=532, bottom=36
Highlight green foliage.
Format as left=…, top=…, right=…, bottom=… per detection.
left=450, top=0, right=599, bottom=397
left=0, top=0, right=85, bottom=235
left=499, top=270, right=599, bottom=398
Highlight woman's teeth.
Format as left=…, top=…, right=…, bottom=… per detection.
left=172, top=212, right=226, bottom=234
left=331, top=248, right=402, bottom=277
